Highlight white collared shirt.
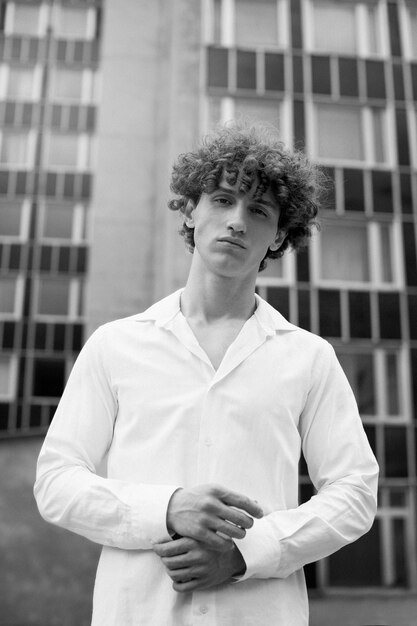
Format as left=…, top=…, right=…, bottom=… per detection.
left=34, top=289, right=378, bottom=626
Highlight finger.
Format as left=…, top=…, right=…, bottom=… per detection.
left=214, top=520, right=246, bottom=540
left=172, top=578, right=202, bottom=593
left=218, top=489, right=263, bottom=519
left=167, top=567, right=200, bottom=583
left=153, top=537, right=196, bottom=557
left=196, top=528, right=234, bottom=552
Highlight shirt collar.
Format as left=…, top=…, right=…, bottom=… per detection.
left=134, top=288, right=298, bottom=335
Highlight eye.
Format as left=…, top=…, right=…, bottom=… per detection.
left=213, top=196, right=232, bottom=206
left=251, top=206, right=268, bottom=217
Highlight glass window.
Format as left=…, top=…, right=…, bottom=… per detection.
left=37, top=278, right=70, bottom=316
left=51, top=68, right=83, bottom=102
left=235, top=0, right=279, bottom=48
left=320, top=223, right=369, bottom=282
left=42, top=205, right=74, bottom=240
left=315, top=105, right=363, bottom=161
left=405, top=3, right=417, bottom=58
left=0, top=277, right=17, bottom=314
left=32, top=358, right=65, bottom=398
left=234, top=98, right=281, bottom=128
left=46, top=134, right=79, bottom=168
left=7, top=67, right=35, bottom=100
left=10, top=4, right=41, bottom=36
left=0, top=203, right=22, bottom=236
left=312, top=1, right=356, bottom=55
left=54, top=6, right=91, bottom=40
left=0, top=132, right=31, bottom=166
left=0, top=355, right=15, bottom=397
left=337, top=352, right=376, bottom=415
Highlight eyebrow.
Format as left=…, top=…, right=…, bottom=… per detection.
left=214, top=185, right=277, bottom=210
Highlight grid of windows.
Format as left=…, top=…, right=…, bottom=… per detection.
left=0, top=1, right=99, bottom=437
left=204, top=0, right=417, bottom=594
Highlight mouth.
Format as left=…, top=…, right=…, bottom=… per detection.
left=217, top=237, right=246, bottom=249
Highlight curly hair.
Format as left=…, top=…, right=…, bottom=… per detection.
left=168, top=121, right=324, bottom=271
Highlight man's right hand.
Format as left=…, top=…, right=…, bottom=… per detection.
left=166, top=484, right=263, bottom=551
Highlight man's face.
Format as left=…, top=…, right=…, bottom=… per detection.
left=184, top=170, right=286, bottom=279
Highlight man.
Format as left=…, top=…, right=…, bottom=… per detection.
left=34, top=123, right=378, bottom=625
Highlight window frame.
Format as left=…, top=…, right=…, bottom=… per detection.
left=310, top=217, right=404, bottom=291
left=0, top=273, right=24, bottom=319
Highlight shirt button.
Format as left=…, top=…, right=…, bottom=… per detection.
left=200, top=605, right=209, bottom=614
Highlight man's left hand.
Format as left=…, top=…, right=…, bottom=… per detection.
left=153, top=536, right=246, bottom=593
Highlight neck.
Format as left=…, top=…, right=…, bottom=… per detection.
left=181, top=256, right=257, bottom=323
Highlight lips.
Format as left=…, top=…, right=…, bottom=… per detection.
left=218, top=237, right=246, bottom=249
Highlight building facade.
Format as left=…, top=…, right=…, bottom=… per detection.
left=1, top=0, right=417, bottom=597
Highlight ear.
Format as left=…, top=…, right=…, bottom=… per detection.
left=269, top=230, right=287, bottom=252
left=183, top=200, right=196, bottom=228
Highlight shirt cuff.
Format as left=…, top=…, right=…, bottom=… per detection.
left=234, top=516, right=282, bottom=581
left=127, top=483, right=180, bottom=545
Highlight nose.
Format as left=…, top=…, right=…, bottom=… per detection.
left=226, top=201, right=247, bottom=234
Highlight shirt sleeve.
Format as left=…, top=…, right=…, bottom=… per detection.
left=235, top=340, right=379, bottom=581
left=33, top=325, right=179, bottom=550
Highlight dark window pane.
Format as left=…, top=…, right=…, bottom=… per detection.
left=412, top=351, right=417, bottom=421
left=292, top=54, right=303, bottom=93
left=0, top=171, right=9, bottom=194
left=266, top=287, right=289, bottom=320
left=265, top=53, right=284, bottom=91
left=53, top=323, right=66, bottom=351
left=56, top=40, right=67, bottom=62
left=322, top=167, right=335, bottom=210
left=29, top=404, right=42, bottom=428
left=15, top=172, right=27, bottom=195
left=411, top=63, right=417, bottom=100
left=293, top=100, right=305, bottom=148
left=81, top=174, right=91, bottom=199
left=2, top=321, right=15, bottom=349
left=207, top=47, right=228, bottom=88
left=393, top=518, right=408, bottom=587
left=396, top=109, right=410, bottom=166
left=297, top=289, right=310, bottom=331
left=29, top=38, right=39, bottom=59
left=68, top=105, right=79, bottom=131
left=319, top=290, right=341, bottom=337
left=76, top=246, right=87, bottom=273
left=22, top=103, right=33, bottom=126
left=4, top=102, right=16, bottom=124
left=343, top=169, right=364, bottom=211
left=328, top=521, right=381, bottom=585
left=73, top=42, right=84, bottom=63
left=311, top=55, right=331, bottom=94
left=32, top=358, right=65, bottom=397
left=51, top=105, right=62, bottom=128
left=400, top=173, right=413, bottom=214
left=408, top=295, right=417, bottom=340
left=291, top=0, right=302, bottom=49
left=296, top=250, right=310, bottom=283
left=403, top=223, right=417, bottom=287
left=237, top=50, right=256, bottom=90
left=45, top=172, right=57, bottom=197
left=338, top=352, right=375, bottom=415
left=364, top=425, right=376, bottom=455
left=339, top=57, right=359, bottom=97
left=11, top=38, right=22, bottom=60
left=9, top=244, right=21, bottom=269
left=388, top=1, right=402, bottom=57
left=372, top=170, right=393, bottom=213
left=40, top=245, right=52, bottom=271
left=35, top=323, right=47, bottom=350
left=0, top=403, right=9, bottom=430
left=385, top=426, right=407, bottom=477
left=72, top=324, right=83, bottom=351
left=349, top=291, right=371, bottom=338
left=366, top=60, right=386, bottom=99
left=393, top=63, right=405, bottom=101
left=379, top=292, right=401, bottom=339
left=86, top=106, right=95, bottom=131
left=63, top=174, right=75, bottom=198
left=58, top=246, right=70, bottom=272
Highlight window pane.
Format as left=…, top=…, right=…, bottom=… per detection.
left=234, top=99, right=280, bottom=128
left=312, top=1, right=356, bottom=54
left=0, top=133, right=30, bottom=166
left=32, top=358, right=65, bottom=397
left=55, top=6, right=89, bottom=39
left=408, top=5, right=417, bottom=57
left=316, top=105, right=363, bottom=161
left=372, top=109, right=386, bottom=163
left=328, top=520, right=381, bottom=585
left=386, top=353, right=400, bottom=415
left=47, top=134, right=78, bottom=168
left=337, top=352, right=376, bottom=415
left=0, top=356, right=12, bottom=395
left=235, top=0, right=279, bottom=48
left=7, top=67, right=34, bottom=100
left=0, top=278, right=16, bottom=313
left=0, top=204, right=21, bottom=236
left=51, top=69, right=83, bottom=102
left=37, top=279, right=70, bottom=316
left=42, top=205, right=74, bottom=239
left=380, top=224, right=393, bottom=282
left=12, top=5, right=40, bottom=36
left=366, top=5, right=381, bottom=55
left=320, top=224, right=369, bottom=281
left=260, top=257, right=284, bottom=279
